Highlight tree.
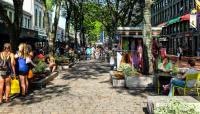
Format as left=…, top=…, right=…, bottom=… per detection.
left=42, top=0, right=61, bottom=54
left=105, top=0, right=144, bottom=37
left=42, top=0, right=52, bottom=42
left=143, top=0, right=153, bottom=74
left=82, top=3, right=103, bottom=43
left=51, top=0, right=62, bottom=52
left=62, top=0, right=73, bottom=44
left=0, top=0, right=24, bottom=50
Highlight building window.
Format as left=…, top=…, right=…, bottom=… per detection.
left=185, top=0, right=189, bottom=12
left=23, top=17, right=25, bottom=27
left=189, top=0, right=195, bottom=9
left=28, top=19, right=30, bottom=28
left=173, top=5, right=176, bottom=16
left=177, top=3, right=179, bottom=15
left=25, top=18, right=28, bottom=28
left=35, top=9, right=38, bottom=26
left=43, top=16, right=45, bottom=28
left=8, top=11, right=13, bottom=22
left=180, top=0, right=184, bottom=14
left=39, top=11, right=42, bottom=28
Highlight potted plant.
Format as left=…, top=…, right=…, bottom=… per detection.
left=54, top=56, right=63, bottom=65
left=121, top=64, right=141, bottom=88
left=113, top=63, right=131, bottom=79
left=154, top=98, right=200, bottom=114
left=32, top=61, right=48, bottom=81
left=61, top=56, right=70, bottom=65
left=120, top=63, right=153, bottom=88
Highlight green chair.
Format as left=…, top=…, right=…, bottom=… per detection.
left=172, top=73, right=200, bottom=96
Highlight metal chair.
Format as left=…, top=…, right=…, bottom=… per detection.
left=172, top=73, right=200, bottom=96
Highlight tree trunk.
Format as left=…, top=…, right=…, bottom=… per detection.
left=73, top=5, right=78, bottom=49
left=10, top=0, right=23, bottom=50
left=51, top=0, right=61, bottom=54
left=143, top=0, right=153, bottom=74
left=74, top=16, right=78, bottom=48
left=42, top=0, right=51, bottom=52
left=80, top=0, right=85, bottom=47
left=65, top=7, right=72, bottom=45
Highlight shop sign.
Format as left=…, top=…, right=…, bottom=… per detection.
left=190, top=14, right=197, bottom=28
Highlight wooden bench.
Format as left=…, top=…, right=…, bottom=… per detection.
left=32, top=72, right=59, bottom=89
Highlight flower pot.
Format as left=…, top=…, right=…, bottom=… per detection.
left=109, top=71, right=125, bottom=87
left=113, top=71, right=124, bottom=79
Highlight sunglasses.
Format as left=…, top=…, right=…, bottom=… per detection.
left=4, top=47, right=10, bottom=50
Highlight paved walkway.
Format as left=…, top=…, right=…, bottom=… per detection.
left=0, top=60, right=151, bottom=114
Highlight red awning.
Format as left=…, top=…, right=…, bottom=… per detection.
left=181, top=14, right=190, bottom=21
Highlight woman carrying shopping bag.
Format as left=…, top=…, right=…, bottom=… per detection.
left=0, top=43, right=16, bottom=103
left=15, top=43, right=34, bottom=96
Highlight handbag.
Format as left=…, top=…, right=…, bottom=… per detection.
left=11, top=76, right=20, bottom=94
left=28, top=70, right=33, bottom=79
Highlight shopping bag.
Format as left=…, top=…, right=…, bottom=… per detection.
left=28, top=70, right=33, bottom=79
left=110, top=56, right=115, bottom=65
left=11, top=76, right=20, bottom=94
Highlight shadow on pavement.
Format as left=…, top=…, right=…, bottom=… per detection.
left=7, top=84, right=71, bottom=106
left=109, top=87, right=156, bottom=97
left=61, top=60, right=110, bottom=81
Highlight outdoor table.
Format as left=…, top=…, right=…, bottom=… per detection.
left=155, top=72, right=176, bottom=94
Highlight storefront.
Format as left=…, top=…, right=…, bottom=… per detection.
left=160, top=12, right=200, bottom=56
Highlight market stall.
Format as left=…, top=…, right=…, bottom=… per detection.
left=115, top=27, right=162, bottom=72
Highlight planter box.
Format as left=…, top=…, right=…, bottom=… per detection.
left=147, top=96, right=200, bottom=114
left=110, top=71, right=125, bottom=87
left=112, top=76, right=125, bottom=87
left=32, top=72, right=59, bottom=89
left=125, top=76, right=154, bottom=88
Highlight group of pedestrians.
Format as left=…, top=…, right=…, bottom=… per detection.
left=0, top=43, right=35, bottom=104
left=85, top=46, right=104, bottom=60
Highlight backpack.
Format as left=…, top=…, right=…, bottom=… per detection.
left=18, top=57, right=29, bottom=72
left=0, top=53, right=8, bottom=70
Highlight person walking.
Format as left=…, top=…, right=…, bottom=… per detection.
left=0, top=43, right=16, bottom=103
left=177, top=46, right=183, bottom=60
left=91, top=46, right=96, bottom=59
left=86, top=46, right=91, bottom=60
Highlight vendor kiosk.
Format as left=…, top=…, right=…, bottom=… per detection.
left=115, top=27, right=162, bottom=73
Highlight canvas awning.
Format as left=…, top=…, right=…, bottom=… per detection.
left=181, top=14, right=190, bottom=21
left=167, top=17, right=181, bottom=25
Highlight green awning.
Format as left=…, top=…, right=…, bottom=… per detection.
left=167, top=17, right=180, bottom=25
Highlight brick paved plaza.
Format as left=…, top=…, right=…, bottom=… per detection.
left=0, top=60, right=152, bottom=114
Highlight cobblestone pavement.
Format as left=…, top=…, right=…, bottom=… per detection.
left=0, top=60, right=153, bottom=114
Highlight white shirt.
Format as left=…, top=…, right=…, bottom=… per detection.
left=185, top=68, right=198, bottom=74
